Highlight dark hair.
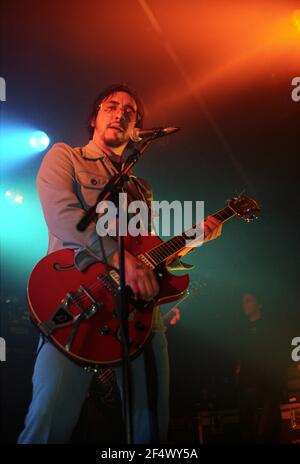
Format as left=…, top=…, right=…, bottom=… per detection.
left=87, top=83, right=145, bottom=139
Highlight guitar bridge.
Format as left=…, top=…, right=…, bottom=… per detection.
left=38, top=297, right=76, bottom=338
left=38, top=286, right=102, bottom=345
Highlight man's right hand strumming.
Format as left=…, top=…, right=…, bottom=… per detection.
left=108, top=250, right=160, bottom=302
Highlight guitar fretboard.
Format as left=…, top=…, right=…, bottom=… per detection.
left=147, top=206, right=235, bottom=267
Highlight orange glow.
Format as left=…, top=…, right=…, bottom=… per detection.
left=137, top=1, right=300, bottom=119
left=11, top=1, right=299, bottom=124
left=293, top=10, right=300, bottom=31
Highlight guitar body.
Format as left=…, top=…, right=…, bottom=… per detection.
left=27, top=194, right=260, bottom=369
left=27, top=234, right=189, bottom=368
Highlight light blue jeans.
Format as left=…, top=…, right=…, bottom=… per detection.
left=17, top=329, right=169, bottom=444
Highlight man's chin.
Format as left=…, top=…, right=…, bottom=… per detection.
left=103, top=133, right=127, bottom=148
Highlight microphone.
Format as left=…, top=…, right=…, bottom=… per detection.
left=130, top=126, right=180, bottom=142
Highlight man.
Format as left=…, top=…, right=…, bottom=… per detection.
left=18, top=84, right=221, bottom=444
left=236, top=292, right=285, bottom=443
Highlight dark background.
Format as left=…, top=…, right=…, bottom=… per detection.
left=1, top=0, right=300, bottom=443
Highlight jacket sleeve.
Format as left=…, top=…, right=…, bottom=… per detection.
left=36, top=143, right=118, bottom=269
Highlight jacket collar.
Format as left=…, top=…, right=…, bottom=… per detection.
left=81, top=140, right=106, bottom=160
left=82, top=139, right=128, bottom=163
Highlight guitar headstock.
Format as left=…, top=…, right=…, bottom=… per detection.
left=227, top=194, right=261, bottom=222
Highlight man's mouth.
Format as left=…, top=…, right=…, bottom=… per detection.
left=108, top=125, right=125, bottom=133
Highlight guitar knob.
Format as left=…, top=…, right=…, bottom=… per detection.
left=100, top=325, right=109, bottom=335
left=135, top=321, right=145, bottom=331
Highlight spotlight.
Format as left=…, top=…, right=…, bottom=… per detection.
left=4, top=190, right=24, bottom=204
left=29, top=131, right=50, bottom=152
left=1, top=123, right=50, bottom=171
left=293, top=10, right=300, bottom=32
left=14, top=194, right=24, bottom=204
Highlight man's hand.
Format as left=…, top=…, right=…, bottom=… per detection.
left=203, top=215, right=222, bottom=242
left=108, top=250, right=160, bottom=301
left=178, top=215, right=223, bottom=257
left=169, top=307, right=181, bottom=326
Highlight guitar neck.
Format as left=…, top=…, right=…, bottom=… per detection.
left=147, top=205, right=236, bottom=267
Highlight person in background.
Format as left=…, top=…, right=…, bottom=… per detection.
left=236, top=292, right=286, bottom=443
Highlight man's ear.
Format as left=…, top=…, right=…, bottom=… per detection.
left=90, top=117, right=96, bottom=128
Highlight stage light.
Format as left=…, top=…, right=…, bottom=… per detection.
left=293, top=10, right=300, bottom=32
left=14, top=194, right=24, bottom=204
left=1, top=185, right=48, bottom=280
left=0, top=123, right=50, bottom=171
left=4, top=190, right=24, bottom=204
left=29, top=131, right=50, bottom=151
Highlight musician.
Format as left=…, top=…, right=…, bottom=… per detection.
left=236, top=292, right=285, bottom=443
left=18, top=84, right=222, bottom=444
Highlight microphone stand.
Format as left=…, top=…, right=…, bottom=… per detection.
left=77, top=137, right=155, bottom=444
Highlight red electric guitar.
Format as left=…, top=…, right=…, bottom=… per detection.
left=27, top=194, right=260, bottom=369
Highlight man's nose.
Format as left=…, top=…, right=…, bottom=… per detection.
left=114, top=107, right=126, bottom=120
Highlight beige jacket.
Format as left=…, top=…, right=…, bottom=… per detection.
left=37, top=140, right=154, bottom=265
left=36, top=139, right=164, bottom=330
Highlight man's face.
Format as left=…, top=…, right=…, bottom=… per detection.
left=91, top=91, right=138, bottom=148
left=242, top=293, right=260, bottom=318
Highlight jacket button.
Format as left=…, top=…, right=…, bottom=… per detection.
left=91, top=178, right=97, bottom=185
